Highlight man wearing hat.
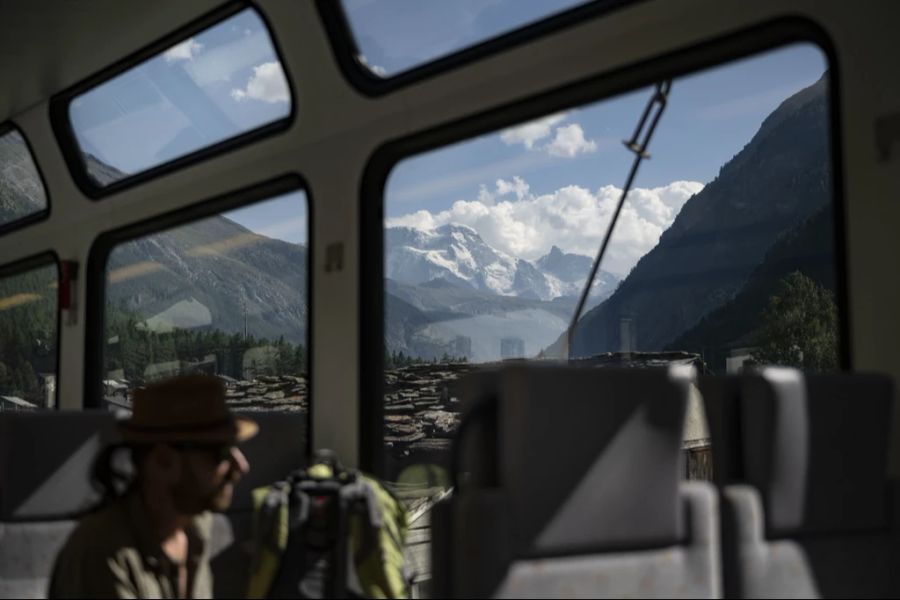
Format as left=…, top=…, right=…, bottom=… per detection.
left=49, top=375, right=257, bottom=599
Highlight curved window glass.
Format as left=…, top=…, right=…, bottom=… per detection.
left=341, top=0, right=592, bottom=77
left=0, top=129, right=48, bottom=228
left=0, top=261, right=58, bottom=410
left=68, top=8, right=292, bottom=187
left=102, top=190, right=308, bottom=415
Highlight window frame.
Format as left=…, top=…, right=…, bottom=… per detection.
left=48, top=1, right=297, bottom=200
left=0, top=251, right=62, bottom=410
left=84, top=174, right=313, bottom=454
left=358, top=17, right=850, bottom=476
left=315, top=0, right=644, bottom=97
left=0, top=122, right=52, bottom=236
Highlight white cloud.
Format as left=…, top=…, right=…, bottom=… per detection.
left=358, top=54, right=388, bottom=77
left=387, top=178, right=705, bottom=276
left=545, top=123, right=598, bottom=158
left=230, top=62, right=290, bottom=103
left=164, top=38, right=204, bottom=62
left=495, top=176, right=530, bottom=200
left=500, top=113, right=599, bottom=159
left=477, top=184, right=495, bottom=206
left=500, top=113, right=567, bottom=149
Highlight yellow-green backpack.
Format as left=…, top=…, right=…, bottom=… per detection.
left=247, top=451, right=411, bottom=599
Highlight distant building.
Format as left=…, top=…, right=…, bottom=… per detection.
left=451, top=336, right=472, bottom=358
left=619, top=317, right=636, bottom=353
left=38, top=373, right=56, bottom=409
left=242, top=346, right=279, bottom=380
left=726, top=347, right=756, bottom=374
left=143, top=354, right=217, bottom=382
left=143, top=360, right=182, bottom=381
left=0, top=395, right=36, bottom=412
left=500, top=337, right=525, bottom=359
left=103, top=379, right=129, bottom=400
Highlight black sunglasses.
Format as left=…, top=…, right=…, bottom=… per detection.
left=170, top=442, right=235, bottom=463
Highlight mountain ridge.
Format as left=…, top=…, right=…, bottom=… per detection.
left=566, top=73, right=832, bottom=357
left=385, top=223, right=619, bottom=302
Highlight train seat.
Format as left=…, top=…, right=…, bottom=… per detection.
left=432, top=364, right=721, bottom=598
left=703, top=368, right=899, bottom=598
left=0, top=411, right=116, bottom=599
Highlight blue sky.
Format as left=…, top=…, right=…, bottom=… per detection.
left=223, top=191, right=308, bottom=246
left=387, top=43, right=827, bottom=217
left=383, top=42, right=828, bottom=275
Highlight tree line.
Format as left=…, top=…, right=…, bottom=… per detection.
left=104, top=302, right=306, bottom=385
left=384, top=350, right=468, bottom=369
left=0, top=266, right=57, bottom=406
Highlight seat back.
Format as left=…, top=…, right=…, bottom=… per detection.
left=704, top=368, right=898, bottom=598
left=435, top=364, right=720, bottom=598
left=0, top=411, right=116, bottom=599
left=741, top=369, right=892, bottom=536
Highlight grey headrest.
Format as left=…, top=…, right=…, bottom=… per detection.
left=457, top=364, right=693, bottom=555
left=229, top=412, right=307, bottom=511
left=740, top=368, right=893, bottom=535
left=0, top=411, right=116, bottom=521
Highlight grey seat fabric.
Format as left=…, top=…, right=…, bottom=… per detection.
left=0, top=411, right=116, bottom=599
left=433, top=364, right=721, bottom=598
left=0, top=410, right=306, bottom=599
left=703, top=368, right=899, bottom=599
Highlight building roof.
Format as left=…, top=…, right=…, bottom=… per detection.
left=0, top=396, right=37, bottom=409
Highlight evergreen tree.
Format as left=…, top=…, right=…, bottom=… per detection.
left=750, top=271, right=838, bottom=372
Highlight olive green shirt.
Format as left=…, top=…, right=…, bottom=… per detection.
left=48, top=492, right=213, bottom=599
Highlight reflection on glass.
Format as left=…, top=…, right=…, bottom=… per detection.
left=382, top=44, right=837, bottom=484
left=69, top=8, right=292, bottom=186
left=0, top=264, right=58, bottom=410
left=102, top=190, right=308, bottom=414
left=0, top=130, right=48, bottom=227
left=341, top=0, right=590, bottom=77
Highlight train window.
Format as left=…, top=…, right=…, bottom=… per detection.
left=66, top=8, right=291, bottom=189
left=339, top=0, right=593, bottom=78
left=101, top=189, right=308, bottom=415
left=0, top=259, right=58, bottom=410
left=381, top=43, right=839, bottom=482
left=0, top=127, right=48, bottom=230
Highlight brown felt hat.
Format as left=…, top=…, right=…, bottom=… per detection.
left=117, top=374, right=258, bottom=444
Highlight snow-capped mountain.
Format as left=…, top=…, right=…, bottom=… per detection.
left=385, top=224, right=619, bottom=302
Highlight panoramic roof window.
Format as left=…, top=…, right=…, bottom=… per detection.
left=0, top=129, right=47, bottom=228
left=340, top=0, right=591, bottom=77
left=68, top=8, right=292, bottom=187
